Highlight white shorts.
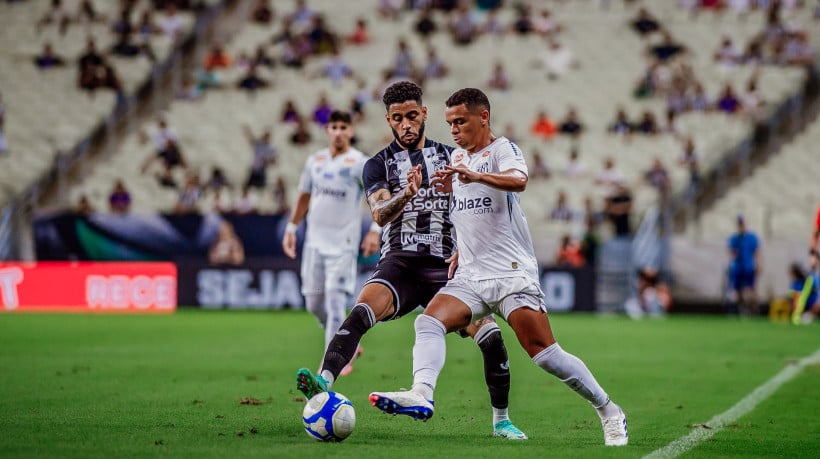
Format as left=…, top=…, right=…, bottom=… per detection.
left=300, top=246, right=357, bottom=296
left=438, top=275, right=546, bottom=321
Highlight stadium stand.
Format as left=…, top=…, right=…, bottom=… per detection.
left=0, top=0, right=817, bottom=304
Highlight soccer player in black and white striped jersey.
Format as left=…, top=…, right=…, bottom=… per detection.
left=296, top=81, right=527, bottom=440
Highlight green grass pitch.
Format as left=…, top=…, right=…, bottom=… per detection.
left=0, top=310, right=818, bottom=458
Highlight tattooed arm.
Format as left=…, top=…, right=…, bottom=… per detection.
left=368, top=164, right=422, bottom=226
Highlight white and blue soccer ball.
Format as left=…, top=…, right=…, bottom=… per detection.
left=302, top=391, right=356, bottom=442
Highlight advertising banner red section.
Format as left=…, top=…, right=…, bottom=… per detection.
left=0, top=262, right=177, bottom=313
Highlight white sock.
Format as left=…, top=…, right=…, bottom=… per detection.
left=411, top=314, right=447, bottom=401
left=493, top=407, right=509, bottom=425
left=320, top=370, right=335, bottom=388
left=323, top=290, right=349, bottom=352
left=533, top=343, right=611, bottom=418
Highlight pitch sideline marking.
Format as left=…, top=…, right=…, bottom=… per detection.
left=644, top=348, right=820, bottom=459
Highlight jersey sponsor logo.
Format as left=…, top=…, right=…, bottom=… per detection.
left=453, top=152, right=464, bottom=164
left=453, top=196, right=494, bottom=214
left=404, top=187, right=449, bottom=212
left=323, top=171, right=334, bottom=179
left=344, top=156, right=357, bottom=164
left=477, top=162, right=491, bottom=173
left=482, top=150, right=490, bottom=157
left=432, top=159, right=447, bottom=172
left=338, top=167, right=351, bottom=178
left=401, top=233, right=442, bottom=245
left=315, top=155, right=327, bottom=162
left=316, top=186, right=347, bottom=199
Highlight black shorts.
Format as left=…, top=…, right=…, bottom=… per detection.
left=365, top=254, right=450, bottom=321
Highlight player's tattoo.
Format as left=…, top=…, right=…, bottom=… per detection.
left=369, top=188, right=411, bottom=226
left=472, top=315, right=496, bottom=329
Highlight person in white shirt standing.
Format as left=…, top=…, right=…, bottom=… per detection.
left=283, top=110, right=380, bottom=376
left=370, top=88, right=629, bottom=447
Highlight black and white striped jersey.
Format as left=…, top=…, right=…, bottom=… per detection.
left=363, top=139, right=456, bottom=259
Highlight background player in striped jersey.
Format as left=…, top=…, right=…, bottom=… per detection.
left=282, top=110, right=380, bottom=376
left=296, top=81, right=527, bottom=439
left=370, top=88, right=629, bottom=447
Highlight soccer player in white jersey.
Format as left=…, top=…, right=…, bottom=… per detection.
left=370, top=88, right=629, bottom=447
left=295, top=81, right=527, bottom=440
left=283, top=110, right=380, bottom=376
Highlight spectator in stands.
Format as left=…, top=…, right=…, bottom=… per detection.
left=727, top=214, right=760, bottom=315
left=279, top=35, right=307, bottom=68
left=595, top=157, right=625, bottom=196
left=377, top=0, right=403, bottom=20
left=423, top=47, right=449, bottom=81
left=37, top=0, right=71, bottom=36
left=558, top=107, right=584, bottom=137
left=205, top=166, right=232, bottom=193
left=252, top=45, right=275, bottom=68
left=539, top=39, right=577, bottom=80
left=242, top=124, right=277, bottom=189
left=449, top=1, right=480, bottom=45
left=136, top=10, right=160, bottom=41
left=633, top=110, right=659, bottom=135
left=630, top=7, right=661, bottom=37
left=290, top=118, right=313, bottom=146
left=549, top=191, right=574, bottom=222
left=273, top=176, right=290, bottom=214
left=155, top=164, right=178, bottom=189
left=511, top=3, right=534, bottom=35
left=743, top=38, right=765, bottom=66
left=289, top=0, right=315, bottom=30
left=391, top=39, right=415, bottom=79
left=784, top=31, right=816, bottom=68
left=143, top=138, right=186, bottom=174
left=689, top=82, right=710, bottom=112
left=609, top=108, right=632, bottom=136
left=604, top=184, right=633, bottom=237
left=318, top=48, right=353, bottom=86
left=714, top=36, right=742, bottom=68
left=555, top=234, right=585, bottom=268
left=78, top=38, right=103, bottom=87
left=209, top=221, right=245, bottom=266
left=482, top=8, right=505, bottom=35
left=208, top=187, right=233, bottom=215
left=486, top=61, right=510, bottom=91
left=281, top=99, right=302, bottom=123
left=644, top=158, right=671, bottom=199
left=530, top=150, right=551, bottom=179
left=158, top=3, right=183, bottom=39
left=175, top=74, right=201, bottom=100
left=234, top=186, right=259, bottom=215
left=108, top=179, right=132, bottom=214
left=75, top=195, right=94, bottom=215
left=347, top=17, right=370, bottom=45
left=564, top=147, right=587, bottom=178
left=312, top=93, right=332, bottom=126
left=580, top=215, right=601, bottom=267
left=237, top=64, right=271, bottom=92
left=307, top=14, right=337, bottom=54
left=716, top=83, right=742, bottom=114
left=251, top=0, right=274, bottom=25
left=530, top=110, right=557, bottom=141
left=414, top=6, right=438, bottom=40
left=175, top=173, right=202, bottom=214
left=34, top=42, right=65, bottom=69
left=648, top=31, right=685, bottom=62
left=532, top=8, right=563, bottom=37
left=204, top=44, right=231, bottom=70
left=742, top=76, right=765, bottom=121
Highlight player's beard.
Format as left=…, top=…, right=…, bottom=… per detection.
left=392, top=122, right=426, bottom=151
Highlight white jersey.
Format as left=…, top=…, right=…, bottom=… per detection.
left=298, top=147, right=368, bottom=255
left=449, top=137, right=539, bottom=281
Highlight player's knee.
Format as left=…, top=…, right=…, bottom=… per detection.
left=472, top=320, right=501, bottom=346
left=415, top=314, right=446, bottom=337
left=345, top=303, right=376, bottom=334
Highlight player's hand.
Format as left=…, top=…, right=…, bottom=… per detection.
left=431, top=168, right=454, bottom=193
left=361, top=230, right=380, bottom=257
left=404, top=164, right=422, bottom=198
left=443, top=164, right=481, bottom=184
left=446, top=250, right=459, bottom=279
left=282, top=231, right=297, bottom=259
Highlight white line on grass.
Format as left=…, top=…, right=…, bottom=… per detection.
left=644, top=348, right=820, bottom=459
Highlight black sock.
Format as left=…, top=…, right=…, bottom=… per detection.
left=322, top=303, right=375, bottom=380
left=477, top=326, right=510, bottom=409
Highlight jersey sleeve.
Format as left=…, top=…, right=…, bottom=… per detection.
left=363, top=154, right=388, bottom=197
left=496, top=141, right=528, bottom=176
left=297, top=157, right=312, bottom=194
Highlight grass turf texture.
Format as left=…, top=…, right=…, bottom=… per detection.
left=0, top=310, right=818, bottom=458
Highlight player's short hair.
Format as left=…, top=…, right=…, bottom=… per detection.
left=382, top=81, right=423, bottom=109
left=328, top=110, right=352, bottom=124
left=445, top=88, right=491, bottom=113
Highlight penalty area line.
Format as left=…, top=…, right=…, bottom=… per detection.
left=644, top=348, right=820, bottom=459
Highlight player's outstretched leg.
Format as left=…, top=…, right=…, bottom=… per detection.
left=295, top=368, right=328, bottom=399
left=369, top=390, right=434, bottom=421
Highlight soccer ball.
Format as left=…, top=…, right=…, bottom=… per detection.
left=302, top=391, right=356, bottom=442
